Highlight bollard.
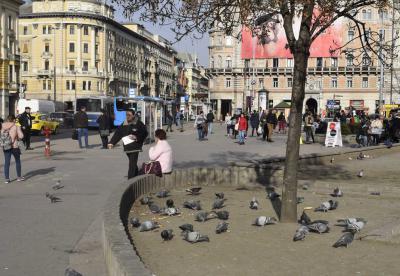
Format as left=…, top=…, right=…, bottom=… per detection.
left=43, top=126, right=51, bottom=157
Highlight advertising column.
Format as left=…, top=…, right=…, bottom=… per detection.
left=259, top=90, right=267, bottom=111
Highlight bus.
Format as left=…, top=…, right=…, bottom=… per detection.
left=75, top=96, right=113, bottom=128
left=113, top=96, right=164, bottom=142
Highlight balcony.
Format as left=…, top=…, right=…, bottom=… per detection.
left=41, top=51, right=53, bottom=58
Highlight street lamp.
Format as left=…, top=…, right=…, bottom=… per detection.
left=52, top=24, right=61, bottom=104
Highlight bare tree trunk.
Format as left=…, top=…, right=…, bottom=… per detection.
left=280, top=50, right=309, bottom=222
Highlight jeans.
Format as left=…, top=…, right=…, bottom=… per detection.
left=197, top=127, right=204, bottom=140
left=77, top=128, right=89, bottom=148
left=304, top=126, right=314, bottom=143
left=208, top=122, right=213, bottom=134
left=166, top=123, right=173, bottom=132
left=238, top=130, right=246, bottom=144
left=4, top=148, right=21, bottom=180
left=127, top=152, right=139, bottom=179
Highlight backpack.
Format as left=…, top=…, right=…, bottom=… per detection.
left=0, top=128, right=13, bottom=151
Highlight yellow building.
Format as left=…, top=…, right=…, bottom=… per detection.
left=0, top=0, right=24, bottom=117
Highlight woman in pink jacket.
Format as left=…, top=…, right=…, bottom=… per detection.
left=149, top=129, right=173, bottom=174
left=1, top=115, right=24, bottom=183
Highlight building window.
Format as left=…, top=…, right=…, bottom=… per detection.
left=347, top=77, right=353, bottom=88
left=70, top=25, right=75, bottom=35
left=22, top=43, right=28, bottom=53
left=84, top=26, right=89, bottom=35
left=316, top=79, right=322, bottom=89
left=69, top=60, right=75, bottom=71
left=217, top=56, right=222, bottom=68
left=225, top=56, right=232, bottom=68
left=316, top=57, right=323, bottom=68
left=379, top=29, right=386, bottom=41
left=379, top=9, right=388, bottom=20
left=367, top=9, right=372, bottom=19
left=83, top=61, right=89, bottom=71
left=273, top=78, right=279, bottom=88
left=348, top=30, right=354, bottom=41
left=244, top=59, right=250, bottom=68
left=210, top=57, right=214, bottom=68
left=43, top=25, right=47, bottom=34
left=331, top=77, right=338, bottom=88
left=95, top=61, right=99, bottom=70
left=259, top=78, right=264, bottom=88
left=362, top=77, right=369, bottom=88
left=346, top=55, right=353, bottom=66
left=331, top=57, right=338, bottom=67
left=95, top=44, right=99, bottom=55
left=217, top=36, right=223, bottom=45
left=23, top=26, right=28, bottom=35
left=83, top=81, right=87, bottom=90
left=44, top=43, right=50, bottom=53
left=273, top=58, right=279, bottom=68
left=69, top=42, right=75, bottom=52
left=377, top=76, right=385, bottom=88
left=362, top=55, right=371, bottom=66
left=43, top=80, right=47, bottom=90
left=225, top=78, right=231, bottom=88
left=44, top=60, right=49, bottom=70
left=8, top=16, right=12, bottom=30
left=226, top=36, right=232, bottom=46
left=42, top=80, right=51, bottom=90
left=83, top=43, right=89, bottom=53
left=287, top=78, right=293, bottom=88
left=362, top=9, right=367, bottom=19
left=23, top=61, right=28, bottom=72
left=287, top=58, right=293, bottom=68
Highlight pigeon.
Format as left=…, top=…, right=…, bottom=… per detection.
left=161, top=229, right=174, bottom=241
left=166, top=199, right=174, bottom=208
left=302, top=184, right=309, bottom=190
left=214, top=210, right=229, bottom=220
left=186, top=187, right=202, bottom=195
left=330, top=156, right=335, bottom=163
left=314, top=200, right=338, bottom=212
left=45, top=192, right=61, bottom=203
left=156, top=189, right=170, bottom=198
left=215, top=192, right=225, bottom=199
left=130, top=217, right=141, bottom=228
left=139, top=220, right=159, bottom=232
left=148, top=203, right=162, bottom=214
left=344, top=220, right=367, bottom=232
left=216, top=221, right=229, bottom=234
left=249, top=197, right=259, bottom=209
left=331, top=187, right=343, bottom=197
left=179, top=223, right=194, bottom=232
left=267, top=189, right=280, bottom=200
left=140, top=196, right=153, bottom=205
left=370, top=191, right=381, bottom=196
left=183, top=200, right=202, bottom=210
left=357, top=152, right=365, bottom=160
left=195, top=211, right=215, bottom=222
left=65, top=268, right=83, bottom=276
left=293, top=225, right=309, bottom=241
left=333, top=232, right=355, bottom=248
left=299, top=211, right=312, bottom=225
left=52, top=180, right=64, bottom=190
left=297, top=197, right=305, bottom=204
left=161, top=207, right=181, bottom=216
left=308, top=222, right=330, bottom=234
left=183, top=231, right=210, bottom=243
left=212, top=198, right=226, bottom=209
left=253, top=216, right=278, bottom=226
left=357, top=170, right=364, bottom=177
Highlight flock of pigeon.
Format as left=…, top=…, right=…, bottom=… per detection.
left=130, top=151, right=373, bottom=248
left=45, top=180, right=64, bottom=203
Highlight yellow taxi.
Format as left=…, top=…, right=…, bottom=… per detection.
left=17, top=113, right=60, bottom=135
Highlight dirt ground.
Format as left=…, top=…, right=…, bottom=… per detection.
left=128, top=151, right=400, bottom=276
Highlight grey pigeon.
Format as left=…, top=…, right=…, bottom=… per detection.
left=215, top=192, right=224, bottom=199
left=65, top=268, right=83, bottom=276
left=214, top=210, right=229, bottom=220
left=52, top=180, right=64, bottom=190
left=183, top=231, right=210, bottom=243
left=253, top=216, right=278, bottom=226
left=161, top=229, right=174, bottom=241
left=333, top=232, right=354, bottom=248
left=331, top=187, right=343, bottom=197
left=195, top=211, right=215, bottom=222
left=293, top=225, right=309, bottom=241
left=216, top=221, right=229, bottom=234
left=130, top=217, right=140, bottom=228
left=183, top=200, right=202, bottom=210
left=308, top=222, right=330, bottom=234
left=139, top=220, right=159, bottom=232
left=249, top=197, right=259, bottom=209
left=314, top=200, right=338, bottom=212
left=156, top=189, right=170, bottom=198
left=148, top=203, right=161, bottom=214
left=330, top=156, right=335, bottom=163
left=296, top=197, right=304, bottom=204
left=336, top=218, right=367, bottom=227
left=166, top=199, right=174, bottom=208
left=357, top=170, right=364, bottom=177
left=179, top=224, right=194, bottom=232
left=45, top=192, right=61, bottom=203
left=344, top=220, right=366, bottom=232
left=161, top=207, right=181, bottom=216
left=140, top=196, right=152, bottom=205
left=370, top=191, right=381, bottom=195
left=357, top=152, right=365, bottom=160
left=186, top=187, right=202, bottom=195
left=302, top=184, right=309, bottom=190
left=267, top=189, right=280, bottom=200
left=212, top=198, right=226, bottom=209
left=299, top=211, right=312, bottom=225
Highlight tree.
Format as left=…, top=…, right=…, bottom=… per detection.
left=115, top=0, right=396, bottom=222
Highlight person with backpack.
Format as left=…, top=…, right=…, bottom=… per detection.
left=175, top=109, right=184, bottom=132
left=1, top=115, right=24, bottom=183
left=18, top=107, right=33, bottom=150
left=304, top=111, right=315, bottom=143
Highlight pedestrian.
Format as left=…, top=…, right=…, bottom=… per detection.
left=148, top=129, right=173, bottom=174
left=206, top=110, right=215, bottom=134
left=96, top=108, right=110, bottom=149
left=237, top=113, right=248, bottom=145
left=370, top=115, right=383, bottom=145
left=266, top=109, right=278, bottom=142
left=194, top=111, right=206, bottom=140
left=73, top=106, right=89, bottom=148
left=18, top=107, right=33, bottom=150
left=1, top=115, right=24, bottom=183
left=278, top=112, right=286, bottom=134
left=225, top=113, right=232, bottom=137
left=175, top=109, right=184, bottom=132
left=260, top=110, right=268, bottom=141
left=304, top=111, right=315, bottom=143
left=108, top=110, right=148, bottom=179
left=250, top=110, right=259, bottom=137
left=166, top=111, right=173, bottom=132
left=0, top=116, right=4, bottom=131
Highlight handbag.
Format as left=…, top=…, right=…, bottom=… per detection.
left=234, top=123, right=239, bottom=131
left=141, top=161, right=162, bottom=177
left=257, top=126, right=263, bottom=135
left=100, top=129, right=110, bottom=136
left=72, top=129, right=78, bottom=140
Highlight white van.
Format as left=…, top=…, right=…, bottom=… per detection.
left=17, top=99, right=55, bottom=115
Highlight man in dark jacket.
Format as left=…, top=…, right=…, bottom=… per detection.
left=74, top=106, right=89, bottom=148
left=18, top=107, right=33, bottom=150
left=108, top=110, right=148, bottom=179
left=266, top=109, right=278, bottom=142
left=250, top=110, right=259, bottom=137
left=206, top=110, right=215, bottom=134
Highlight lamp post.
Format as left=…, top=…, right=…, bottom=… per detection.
left=52, top=24, right=61, bottom=104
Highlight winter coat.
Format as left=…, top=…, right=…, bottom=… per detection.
left=238, top=117, right=248, bottom=131
left=266, top=112, right=278, bottom=125
left=194, top=115, right=206, bottom=128
left=18, top=112, right=33, bottom=130
left=109, top=117, right=148, bottom=153
left=96, top=114, right=110, bottom=130
left=250, top=113, right=259, bottom=128
left=304, top=114, right=314, bottom=127
left=225, top=115, right=232, bottom=125
left=1, top=122, right=24, bottom=149
left=74, top=111, right=89, bottom=128
left=149, top=140, right=173, bottom=173
left=206, top=112, right=215, bottom=123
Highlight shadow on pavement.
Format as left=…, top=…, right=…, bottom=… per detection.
left=24, top=167, right=56, bottom=180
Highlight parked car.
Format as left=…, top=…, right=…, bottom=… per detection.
left=50, top=112, right=73, bottom=128
left=17, top=113, right=60, bottom=135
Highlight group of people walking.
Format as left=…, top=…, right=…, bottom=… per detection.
left=193, top=110, right=215, bottom=140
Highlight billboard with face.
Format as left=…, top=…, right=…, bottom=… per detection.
left=241, top=14, right=343, bottom=59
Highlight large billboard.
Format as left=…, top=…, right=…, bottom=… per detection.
left=241, top=15, right=343, bottom=59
